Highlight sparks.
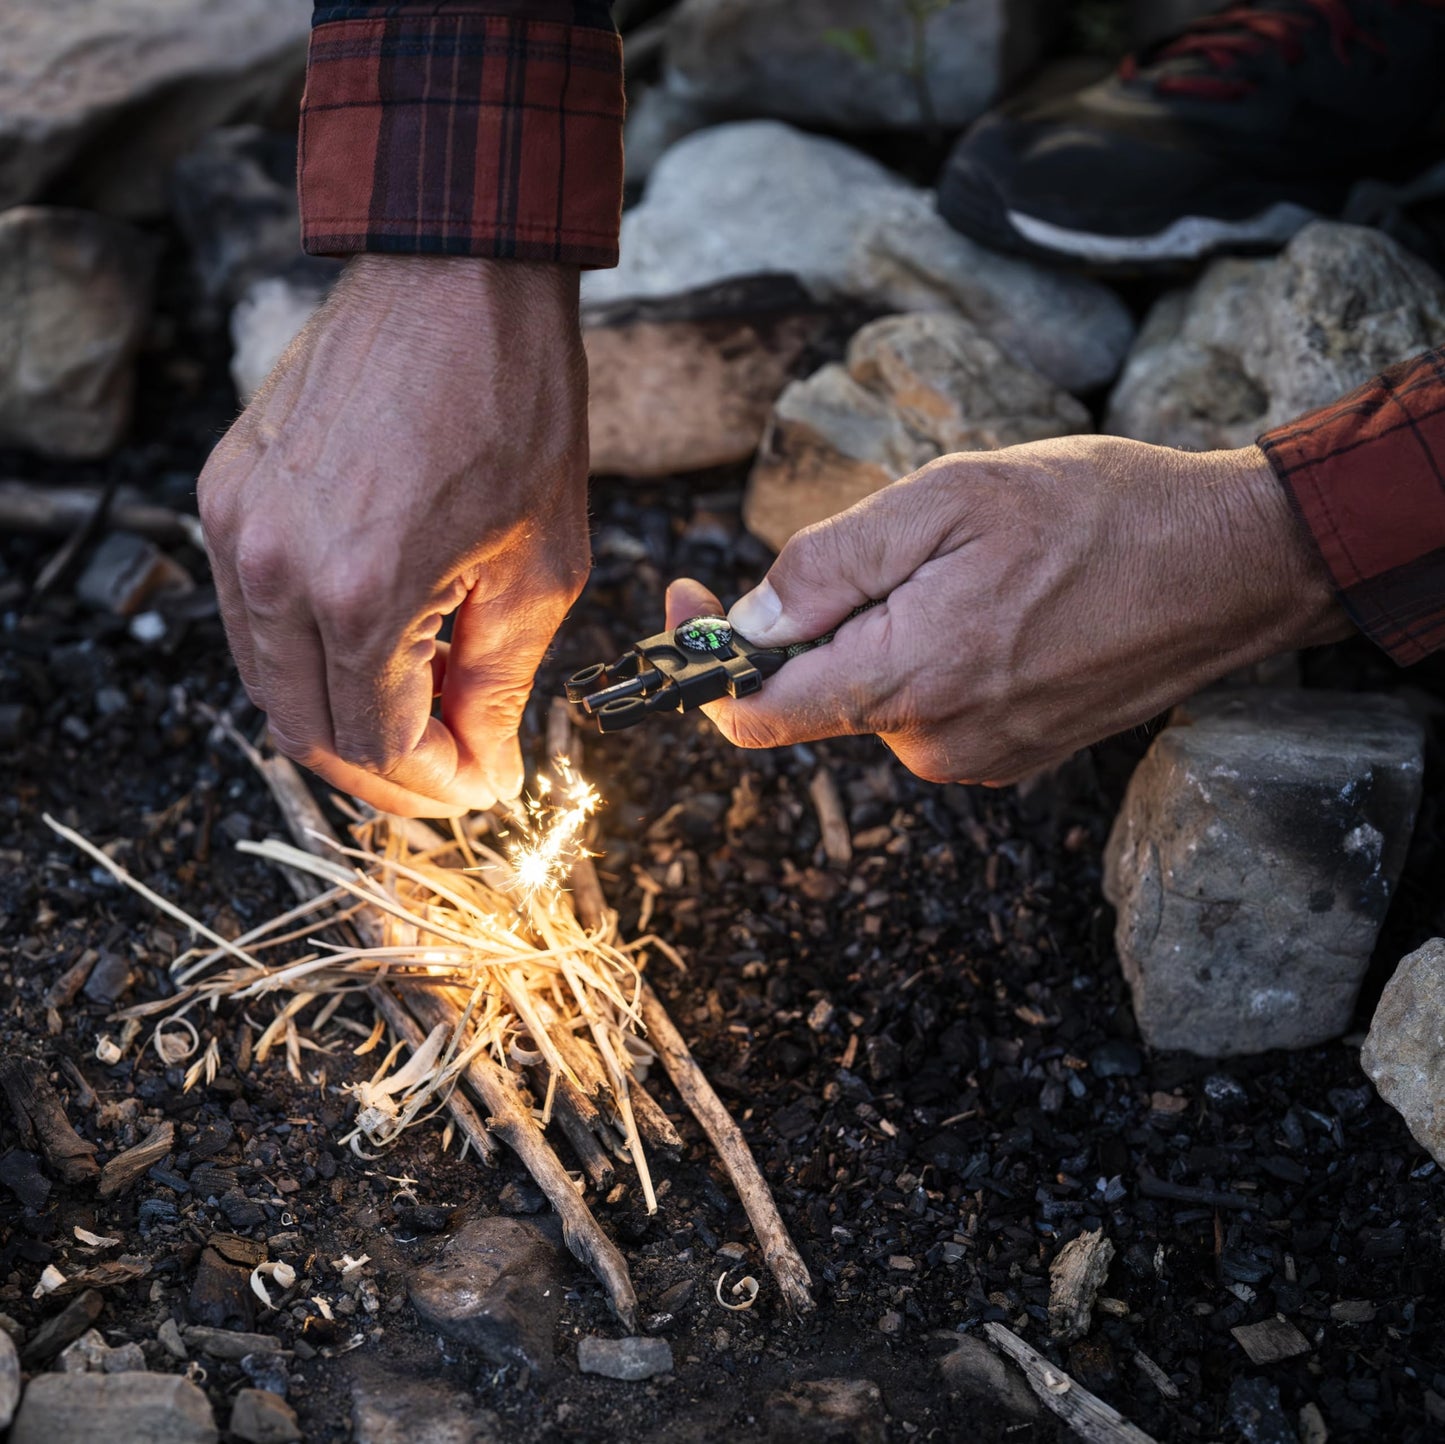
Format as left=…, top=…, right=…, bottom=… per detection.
left=502, top=757, right=601, bottom=903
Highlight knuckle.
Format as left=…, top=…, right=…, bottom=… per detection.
left=234, top=527, right=293, bottom=614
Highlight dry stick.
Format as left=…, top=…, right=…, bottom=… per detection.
left=983, top=1323, right=1160, bottom=1444
left=0, top=479, right=203, bottom=546
left=238, top=738, right=638, bottom=1329
left=526, top=1062, right=617, bottom=1192
left=550, top=699, right=816, bottom=1316
left=549, top=1023, right=682, bottom=1161
left=808, top=766, right=853, bottom=868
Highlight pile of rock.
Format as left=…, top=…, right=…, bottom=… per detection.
left=0, top=0, right=309, bottom=458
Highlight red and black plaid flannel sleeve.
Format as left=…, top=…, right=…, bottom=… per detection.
left=300, top=2, right=623, bottom=265
left=1260, top=345, right=1445, bottom=665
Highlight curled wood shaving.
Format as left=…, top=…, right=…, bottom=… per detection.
left=73, top=1227, right=121, bottom=1249
left=251, top=1261, right=298, bottom=1310
left=715, top=1271, right=760, bottom=1312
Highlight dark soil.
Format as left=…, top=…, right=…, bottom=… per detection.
left=3, top=243, right=1445, bottom=1444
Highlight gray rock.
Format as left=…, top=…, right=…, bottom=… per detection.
left=576, top=1334, right=674, bottom=1381
left=59, top=1328, right=147, bottom=1373
left=180, top=1327, right=280, bottom=1360
left=229, top=1388, right=300, bottom=1444
left=77, top=533, right=194, bottom=618
left=350, top=1367, right=500, bottom=1444
left=0, top=208, right=155, bottom=459
left=0, top=0, right=309, bottom=216
left=745, top=310, right=1090, bottom=549
left=1362, top=938, right=1445, bottom=1165
left=9, top=1372, right=216, bottom=1444
left=0, top=1325, right=17, bottom=1430
left=408, top=1215, right=566, bottom=1372
left=172, top=127, right=340, bottom=306
left=846, top=192, right=1135, bottom=394
left=662, top=0, right=1054, bottom=131
left=583, top=121, right=1133, bottom=394
left=766, top=1378, right=886, bottom=1444
left=935, top=1332, right=1039, bottom=1419
left=585, top=275, right=858, bottom=478
left=1106, top=222, right=1445, bottom=450
left=1104, top=689, right=1425, bottom=1056
left=229, top=275, right=328, bottom=404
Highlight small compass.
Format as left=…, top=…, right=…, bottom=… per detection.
left=674, top=615, right=735, bottom=654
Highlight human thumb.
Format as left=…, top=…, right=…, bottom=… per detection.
left=729, top=493, right=914, bottom=646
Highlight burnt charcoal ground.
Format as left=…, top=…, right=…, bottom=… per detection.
left=3, top=252, right=1445, bottom=1443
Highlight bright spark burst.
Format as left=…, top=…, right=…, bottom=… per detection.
left=503, top=758, right=601, bottom=902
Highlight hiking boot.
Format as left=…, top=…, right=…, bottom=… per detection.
left=937, top=0, right=1445, bottom=268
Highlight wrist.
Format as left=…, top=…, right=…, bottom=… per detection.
left=1217, top=444, right=1354, bottom=653
left=335, top=255, right=582, bottom=371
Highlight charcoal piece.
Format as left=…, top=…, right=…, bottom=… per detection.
left=22, top=1290, right=104, bottom=1366
left=0, top=1059, right=99, bottom=1184
left=219, top=1192, right=266, bottom=1229
left=190, top=1120, right=236, bottom=1161
left=0, top=1148, right=51, bottom=1210
left=189, top=1240, right=258, bottom=1331
left=189, top=1163, right=239, bottom=1199
left=80, top=951, right=132, bottom=1005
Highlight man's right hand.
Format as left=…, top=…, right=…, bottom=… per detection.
left=198, top=255, right=590, bottom=817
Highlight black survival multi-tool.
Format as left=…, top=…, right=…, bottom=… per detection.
left=566, top=609, right=872, bottom=733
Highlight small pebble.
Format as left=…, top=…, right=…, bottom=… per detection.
left=1088, top=1041, right=1143, bottom=1078
left=576, top=1334, right=674, bottom=1381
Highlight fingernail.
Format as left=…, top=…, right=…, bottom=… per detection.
left=728, top=581, right=782, bottom=643
left=493, top=737, right=525, bottom=803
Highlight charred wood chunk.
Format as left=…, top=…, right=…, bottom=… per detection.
left=0, top=1059, right=99, bottom=1185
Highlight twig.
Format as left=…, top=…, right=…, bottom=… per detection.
left=31, top=476, right=120, bottom=600
left=808, top=767, right=852, bottom=867
left=639, top=985, right=814, bottom=1315
left=98, top=1120, right=175, bottom=1198
left=983, top=1323, right=1160, bottom=1444
left=0, top=480, right=203, bottom=547
left=1136, top=1169, right=1249, bottom=1210
left=549, top=701, right=815, bottom=1314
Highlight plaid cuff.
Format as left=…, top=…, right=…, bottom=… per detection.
left=1260, top=346, right=1445, bottom=665
left=300, top=5, right=623, bottom=265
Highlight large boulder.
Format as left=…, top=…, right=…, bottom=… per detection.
left=661, top=0, right=1058, bottom=132
left=745, top=310, right=1090, bottom=549
left=0, top=207, right=155, bottom=459
left=1106, top=222, right=1445, bottom=449
left=582, top=121, right=1134, bottom=394
left=585, top=275, right=861, bottom=477
left=0, top=0, right=309, bottom=217
left=1362, top=938, right=1445, bottom=1165
left=1104, top=689, right=1425, bottom=1057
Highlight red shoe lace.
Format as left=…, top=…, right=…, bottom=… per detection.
left=1118, top=0, right=1443, bottom=99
